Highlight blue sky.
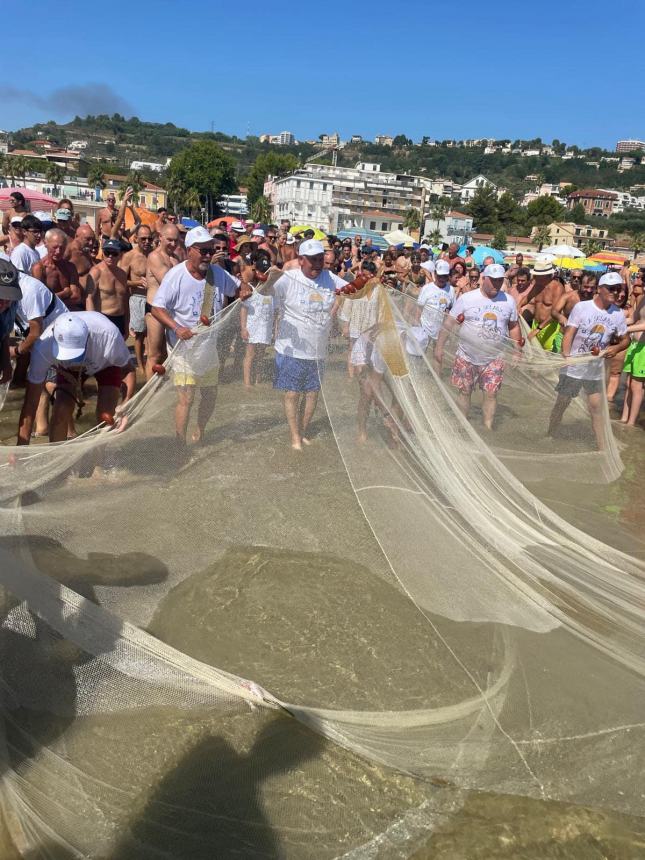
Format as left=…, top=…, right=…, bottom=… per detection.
left=1, top=0, right=643, bottom=149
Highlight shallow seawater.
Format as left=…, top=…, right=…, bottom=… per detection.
left=0, top=374, right=644, bottom=858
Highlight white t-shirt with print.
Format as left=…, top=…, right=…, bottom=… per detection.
left=16, top=273, right=67, bottom=330
left=28, top=311, right=132, bottom=384
left=450, top=288, right=518, bottom=365
left=273, top=269, right=344, bottom=360
left=10, top=243, right=40, bottom=274
left=417, top=282, right=455, bottom=339
left=565, top=299, right=628, bottom=381
left=152, top=262, right=237, bottom=346
left=244, top=287, right=274, bottom=345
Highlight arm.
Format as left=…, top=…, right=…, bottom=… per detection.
left=551, top=292, right=571, bottom=327
left=604, top=333, right=631, bottom=357
left=0, top=335, right=11, bottom=384
left=32, top=261, right=45, bottom=283
left=627, top=320, right=645, bottom=334
left=67, top=267, right=82, bottom=306
left=561, top=324, right=578, bottom=358
left=86, top=269, right=99, bottom=311
left=150, top=305, right=193, bottom=340
left=434, top=313, right=458, bottom=367
left=147, top=254, right=169, bottom=288
left=122, top=204, right=141, bottom=239
left=508, top=319, right=522, bottom=349
left=110, top=188, right=133, bottom=238
left=12, top=318, right=43, bottom=357
left=17, top=381, right=45, bottom=445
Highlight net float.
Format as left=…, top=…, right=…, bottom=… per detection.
left=99, top=412, right=115, bottom=426
left=199, top=315, right=211, bottom=327
left=591, top=345, right=600, bottom=356
left=456, top=313, right=465, bottom=324
left=152, top=364, right=166, bottom=376
left=519, top=337, right=525, bottom=347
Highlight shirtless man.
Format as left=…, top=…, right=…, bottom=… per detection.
left=32, top=228, right=83, bottom=311
left=154, top=207, right=168, bottom=235
left=523, top=260, right=565, bottom=351
left=66, top=223, right=96, bottom=299
left=505, top=253, right=524, bottom=286
left=145, top=224, right=180, bottom=378
left=550, top=270, right=596, bottom=335
left=280, top=234, right=299, bottom=270
left=122, top=225, right=153, bottom=372
left=87, top=238, right=130, bottom=335
left=506, top=266, right=532, bottom=308
left=97, top=193, right=118, bottom=239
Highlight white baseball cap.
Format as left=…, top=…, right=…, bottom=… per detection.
left=599, top=272, right=623, bottom=287
left=185, top=226, right=214, bottom=248
left=33, top=210, right=53, bottom=223
left=435, top=260, right=450, bottom=276
left=231, top=220, right=245, bottom=232
left=483, top=263, right=505, bottom=279
left=252, top=228, right=265, bottom=238
left=52, top=314, right=89, bottom=362
left=285, top=234, right=296, bottom=245
left=298, top=239, right=325, bottom=256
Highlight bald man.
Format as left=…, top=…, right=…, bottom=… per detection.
left=145, top=224, right=181, bottom=378
left=32, top=228, right=83, bottom=311
left=66, top=224, right=96, bottom=304
left=122, top=225, right=154, bottom=372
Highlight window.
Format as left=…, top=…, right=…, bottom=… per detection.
left=381, top=222, right=388, bottom=231
left=310, top=182, right=314, bottom=190
left=296, top=180, right=301, bottom=188
left=369, top=221, right=376, bottom=230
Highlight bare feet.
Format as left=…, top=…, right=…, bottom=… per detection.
left=357, top=431, right=368, bottom=444
left=301, top=437, right=312, bottom=446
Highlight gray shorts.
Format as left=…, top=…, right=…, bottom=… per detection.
left=129, top=294, right=147, bottom=333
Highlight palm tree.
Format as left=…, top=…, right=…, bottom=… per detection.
left=428, top=229, right=442, bottom=246
left=630, top=232, right=645, bottom=260
left=87, top=164, right=106, bottom=192
left=533, top=225, right=552, bottom=251
left=183, top=188, right=202, bottom=217
left=582, top=239, right=602, bottom=256
left=11, top=155, right=28, bottom=187
left=164, top=175, right=185, bottom=215
left=403, top=207, right=421, bottom=234
left=430, top=201, right=447, bottom=231
left=120, top=170, right=145, bottom=204
left=44, top=162, right=65, bottom=195
left=250, top=195, right=272, bottom=224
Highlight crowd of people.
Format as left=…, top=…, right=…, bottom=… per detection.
left=0, top=189, right=643, bottom=465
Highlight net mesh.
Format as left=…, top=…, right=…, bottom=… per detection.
left=0, top=283, right=643, bottom=857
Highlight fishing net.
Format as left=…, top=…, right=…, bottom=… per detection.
left=0, top=283, right=643, bottom=858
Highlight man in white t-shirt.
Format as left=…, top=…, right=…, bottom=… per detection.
left=416, top=259, right=455, bottom=344
left=13, top=272, right=67, bottom=358
left=17, top=312, right=132, bottom=444
left=151, top=226, right=247, bottom=447
left=548, top=271, right=629, bottom=449
left=10, top=215, right=43, bottom=274
left=273, top=238, right=347, bottom=449
left=435, top=264, right=522, bottom=429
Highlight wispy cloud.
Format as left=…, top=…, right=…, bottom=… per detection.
left=0, top=83, right=134, bottom=118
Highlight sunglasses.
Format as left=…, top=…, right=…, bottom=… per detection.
left=103, top=249, right=121, bottom=258
left=193, top=246, right=214, bottom=256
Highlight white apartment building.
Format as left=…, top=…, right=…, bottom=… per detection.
left=374, top=135, right=394, bottom=147
left=460, top=175, right=496, bottom=203
left=320, top=132, right=340, bottom=147
left=130, top=160, right=167, bottom=172
left=217, top=193, right=248, bottom=217
left=265, top=161, right=444, bottom=234
left=616, top=139, right=645, bottom=153
left=267, top=173, right=334, bottom=228
left=259, top=131, right=295, bottom=145
left=424, top=210, right=474, bottom=244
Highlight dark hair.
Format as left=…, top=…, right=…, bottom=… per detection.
left=303, top=229, right=315, bottom=239
left=361, top=260, right=377, bottom=274
left=466, top=246, right=475, bottom=254
left=157, top=207, right=167, bottom=215
left=452, top=260, right=466, bottom=275
left=21, top=214, right=42, bottom=231
left=212, top=232, right=228, bottom=244
left=441, top=243, right=448, bottom=251
left=516, top=267, right=530, bottom=279
left=11, top=191, right=25, bottom=206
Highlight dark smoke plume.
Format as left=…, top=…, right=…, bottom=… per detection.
left=0, top=83, right=134, bottom=118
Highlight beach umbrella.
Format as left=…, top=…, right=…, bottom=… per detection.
left=541, top=244, right=585, bottom=258
left=181, top=217, right=200, bottom=228
left=336, top=229, right=389, bottom=250
left=471, top=246, right=505, bottom=266
left=383, top=229, right=416, bottom=247
left=207, top=215, right=238, bottom=229
left=554, top=256, right=589, bottom=269
left=587, top=251, right=627, bottom=266
left=0, top=187, right=58, bottom=211
left=289, top=224, right=327, bottom=241
left=124, top=207, right=157, bottom=230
